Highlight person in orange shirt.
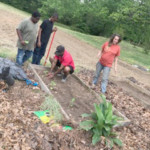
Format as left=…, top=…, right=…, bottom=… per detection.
left=92, top=34, right=122, bottom=94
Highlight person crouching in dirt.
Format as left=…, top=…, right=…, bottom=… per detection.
left=48, top=45, right=75, bottom=82
left=92, top=34, right=122, bottom=94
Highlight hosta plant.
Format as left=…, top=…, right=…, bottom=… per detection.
left=80, top=95, right=123, bottom=148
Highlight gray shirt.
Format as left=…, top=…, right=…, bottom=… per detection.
left=16, top=18, right=38, bottom=51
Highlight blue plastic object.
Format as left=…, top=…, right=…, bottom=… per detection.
left=26, top=79, right=38, bottom=86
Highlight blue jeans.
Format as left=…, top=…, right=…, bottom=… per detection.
left=32, top=43, right=47, bottom=65
left=93, top=62, right=110, bottom=93
left=16, top=49, right=33, bottom=66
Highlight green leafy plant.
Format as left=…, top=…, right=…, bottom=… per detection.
left=50, top=81, right=56, bottom=90
left=40, top=96, right=62, bottom=121
left=43, top=70, right=49, bottom=75
left=70, top=98, right=76, bottom=107
left=74, top=66, right=80, bottom=74
left=80, top=95, right=123, bottom=148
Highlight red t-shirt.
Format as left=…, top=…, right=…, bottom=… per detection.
left=54, top=50, right=75, bottom=70
left=100, top=42, right=120, bottom=67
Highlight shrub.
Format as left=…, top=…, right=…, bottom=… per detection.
left=80, top=95, right=123, bottom=148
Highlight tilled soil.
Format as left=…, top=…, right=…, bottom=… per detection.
left=36, top=68, right=100, bottom=123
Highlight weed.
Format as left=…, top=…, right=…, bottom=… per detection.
left=50, top=81, right=56, bottom=90
left=43, top=70, right=49, bottom=75
left=80, top=95, right=123, bottom=148
left=70, top=98, right=76, bottom=107
left=40, top=96, right=62, bottom=121
left=0, top=53, right=8, bottom=58
left=74, top=66, right=80, bottom=74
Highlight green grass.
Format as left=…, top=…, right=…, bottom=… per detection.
left=58, top=26, right=107, bottom=49
left=0, top=2, right=150, bottom=70
left=58, top=27, right=150, bottom=70
left=0, top=48, right=17, bottom=59
left=40, top=96, right=62, bottom=121
left=119, top=42, right=150, bottom=68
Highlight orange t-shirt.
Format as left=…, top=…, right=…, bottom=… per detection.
left=100, top=42, right=120, bottom=67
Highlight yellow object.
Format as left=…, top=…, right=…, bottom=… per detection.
left=25, top=40, right=29, bottom=44
left=40, top=116, right=54, bottom=124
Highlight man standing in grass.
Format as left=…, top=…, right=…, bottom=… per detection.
left=16, top=11, right=40, bottom=66
left=48, top=45, right=75, bottom=82
left=92, top=34, right=122, bottom=94
left=32, top=13, right=58, bottom=65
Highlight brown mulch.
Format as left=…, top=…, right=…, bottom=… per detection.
left=0, top=79, right=106, bottom=150
left=76, top=68, right=150, bottom=150
left=0, top=67, right=150, bottom=150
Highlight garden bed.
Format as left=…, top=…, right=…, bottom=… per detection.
left=28, top=64, right=130, bottom=127
left=109, top=76, right=150, bottom=109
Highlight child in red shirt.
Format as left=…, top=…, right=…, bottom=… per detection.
left=92, top=34, right=122, bottom=94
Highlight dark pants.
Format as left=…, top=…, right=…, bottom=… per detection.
left=32, top=42, right=47, bottom=65
left=56, top=60, right=74, bottom=74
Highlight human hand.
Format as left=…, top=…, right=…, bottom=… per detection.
left=37, top=41, right=41, bottom=47
left=97, top=51, right=101, bottom=59
left=53, top=27, right=57, bottom=32
left=48, top=72, right=54, bottom=79
left=97, top=53, right=100, bottom=58
left=114, top=68, right=117, bottom=76
left=21, top=40, right=26, bottom=46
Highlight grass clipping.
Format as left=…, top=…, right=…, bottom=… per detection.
left=40, top=96, right=62, bottom=121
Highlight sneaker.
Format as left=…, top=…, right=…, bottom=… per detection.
left=61, top=75, right=67, bottom=82
left=57, top=73, right=62, bottom=77
left=61, top=78, right=66, bottom=82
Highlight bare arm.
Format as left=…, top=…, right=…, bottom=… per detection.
left=98, top=42, right=106, bottom=58
left=114, top=56, right=118, bottom=74
left=48, top=60, right=64, bottom=79
left=53, top=64, right=64, bottom=76
left=16, top=29, right=25, bottom=45
left=50, top=59, right=57, bottom=72
left=37, top=28, right=42, bottom=47
left=97, top=50, right=102, bottom=58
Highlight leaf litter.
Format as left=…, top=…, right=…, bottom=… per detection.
left=0, top=68, right=150, bottom=149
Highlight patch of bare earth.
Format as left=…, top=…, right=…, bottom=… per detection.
left=36, top=68, right=99, bottom=122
